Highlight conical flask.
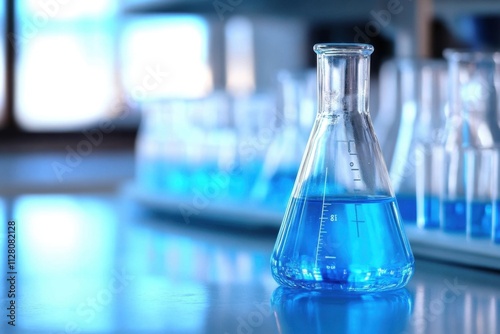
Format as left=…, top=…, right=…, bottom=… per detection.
left=270, top=44, right=414, bottom=292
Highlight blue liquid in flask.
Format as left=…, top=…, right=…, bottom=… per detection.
left=271, top=196, right=414, bottom=292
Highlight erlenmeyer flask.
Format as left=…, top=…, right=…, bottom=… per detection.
left=270, top=44, right=414, bottom=292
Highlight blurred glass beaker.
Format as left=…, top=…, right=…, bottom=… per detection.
left=416, top=144, right=444, bottom=229
left=135, top=99, right=191, bottom=195
left=491, top=148, right=500, bottom=243
left=466, top=148, right=497, bottom=238
left=374, top=59, right=447, bottom=224
left=271, top=287, right=412, bottom=334
left=233, top=93, right=276, bottom=201
left=187, top=93, right=246, bottom=203
left=441, top=49, right=500, bottom=233
left=251, top=70, right=315, bottom=210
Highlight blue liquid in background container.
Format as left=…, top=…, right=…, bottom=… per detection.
left=271, top=196, right=414, bottom=292
left=419, top=195, right=440, bottom=229
left=137, top=160, right=190, bottom=195
left=494, top=200, right=500, bottom=244
left=468, top=200, right=493, bottom=238
left=265, top=169, right=298, bottom=210
left=226, top=161, right=263, bottom=202
left=442, top=199, right=467, bottom=232
left=396, top=194, right=417, bottom=223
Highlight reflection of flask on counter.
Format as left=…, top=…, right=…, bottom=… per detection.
left=272, top=287, right=412, bottom=334
left=271, top=44, right=414, bottom=292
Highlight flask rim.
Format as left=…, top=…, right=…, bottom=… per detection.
left=314, top=43, right=374, bottom=56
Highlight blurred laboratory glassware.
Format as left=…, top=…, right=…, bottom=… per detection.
left=251, top=70, right=314, bottom=210
left=375, top=59, right=447, bottom=224
left=441, top=49, right=500, bottom=233
left=232, top=93, right=276, bottom=201
left=271, top=287, right=412, bottom=334
left=444, top=50, right=500, bottom=147
left=416, top=144, right=444, bottom=229
left=440, top=146, right=467, bottom=232
left=135, top=99, right=191, bottom=195
left=186, top=93, right=236, bottom=202
left=492, top=147, right=500, bottom=244
left=413, top=60, right=448, bottom=229
left=466, top=148, right=497, bottom=238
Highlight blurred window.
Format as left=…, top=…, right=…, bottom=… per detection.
left=12, top=1, right=209, bottom=131
left=120, top=15, right=211, bottom=101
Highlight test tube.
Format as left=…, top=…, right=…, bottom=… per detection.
left=465, top=148, right=496, bottom=238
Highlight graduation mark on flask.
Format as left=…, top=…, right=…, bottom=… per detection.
left=315, top=167, right=335, bottom=268
left=348, top=139, right=364, bottom=236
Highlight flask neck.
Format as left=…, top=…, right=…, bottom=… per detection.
left=315, top=44, right=373, bottom=115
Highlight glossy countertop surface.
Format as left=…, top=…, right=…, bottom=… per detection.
left=0, top=193, right=499, bottom=334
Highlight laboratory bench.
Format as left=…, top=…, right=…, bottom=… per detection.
left=0, top=151, right=499, bottom=334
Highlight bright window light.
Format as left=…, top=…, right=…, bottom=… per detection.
left=15, top=1, right=118, bottom=131
left=15, top=2, right=210, bottom=130
left=120, top=15, right=211, bottom=100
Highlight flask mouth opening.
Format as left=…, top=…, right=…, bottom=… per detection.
left=314, top=43, right=374, bottom=56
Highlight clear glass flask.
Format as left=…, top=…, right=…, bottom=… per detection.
left=270, top=44, right=414, bottom=292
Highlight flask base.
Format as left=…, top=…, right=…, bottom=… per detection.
left=271, top=262, right=414, bottom=293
